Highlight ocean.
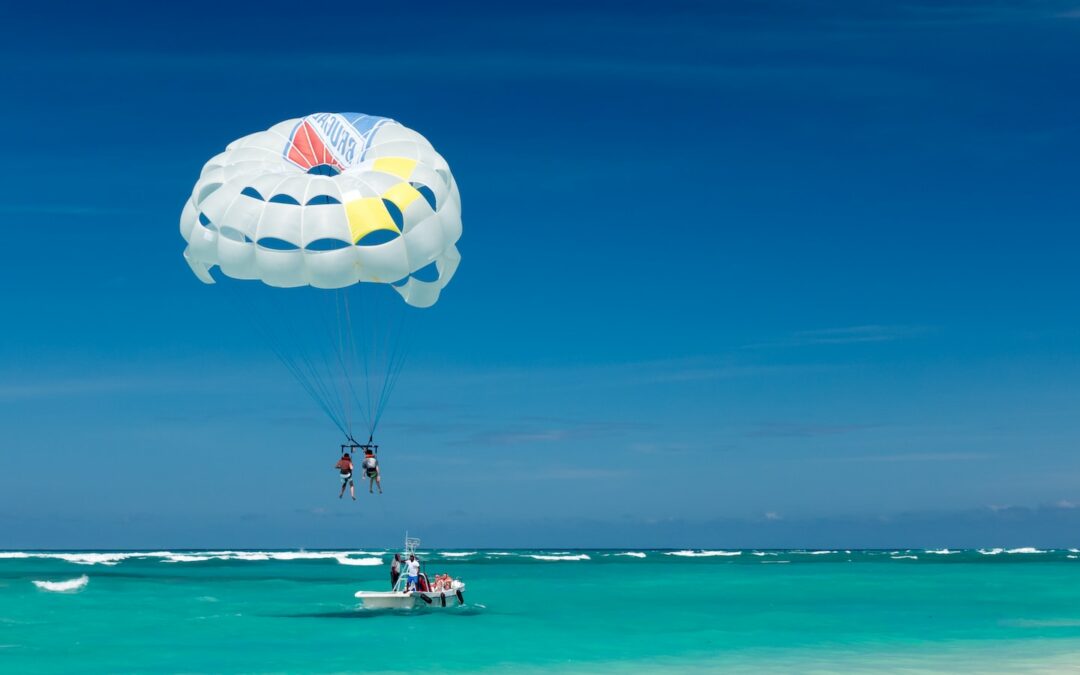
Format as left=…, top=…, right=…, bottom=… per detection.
left=4, top=548, right=1080, bottom=673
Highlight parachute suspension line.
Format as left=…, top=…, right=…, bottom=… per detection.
left=371, top=297, right=412, bottom=434
left=314, top=290, right=359, bottom=440
left=220, top=283, right=350, bottom=438
left=273, top=341, right=348, bottom=438
left=279, top=308, right=351, bottom=437
left=334, top=290, right=353, bottom=438
left=351, top=286, right=376, bottom=437
left=287, top=310, right=351, bottom=433
left=340, top=289, right=373, bottom=435
left=334, top=284, right=411, bottom=439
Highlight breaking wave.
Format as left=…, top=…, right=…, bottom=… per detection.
left=665, top=550, right=741, bottom=557
left=527, top=554, right=591, bottom=561
left=335, top=556, right=382, bottom=566
left=161, top=554, right=213, bottom=563
left=33, top=575, right=89, bottom=592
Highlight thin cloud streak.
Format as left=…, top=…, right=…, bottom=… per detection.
left=813, top=452, right=992, bottom=463
left=745, top=325, right=932, bottom=349
left=0, top=204, right=149, bottom=216
left=747, top=422, right=878, bottom=438
left=0, top=51, right=924, bottom=96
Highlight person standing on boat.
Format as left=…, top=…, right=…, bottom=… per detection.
left=390, top=553, right=402, bottom=589
left=404, top=554, right=421, bottom=592
left=335, top=453, right=355, bottom=500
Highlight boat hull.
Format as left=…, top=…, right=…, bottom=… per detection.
left=355, top=584, right=466, bottom=609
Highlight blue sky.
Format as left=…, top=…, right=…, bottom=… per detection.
left=1, top=1, right=1078, bottom=548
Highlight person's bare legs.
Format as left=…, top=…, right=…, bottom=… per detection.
left=375, top=474, right=382, bottom=494
left=339, top=481, right=346, bottom=499
left=349, top=480, right=356, bottom=500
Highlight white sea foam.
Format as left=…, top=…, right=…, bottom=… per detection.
left=1068, top=555, right=1078, bottom=560
left=227, top=552, right=272, bottom=561
left=47, top=553, right=131, bottom=566
left=33, top=575, right=89, bottom=592
left=335, top=556, right=382, bottom=566
left=925, top=549, right=958, bottom=555
left=752, top=552, right=777, bottom=557
left=161, top=554, right=213, bottom=563
left=527, top=554, right=591, bottom=561
left=615, top=552, right=647, bottom=558
left=0, top=552, right=30, bottom=559
left=978, top=548, right=1004, bottom=555
left=265, top=551, right=348, bottom=561
left=439, top=552, right=476, bottom=558
left=761, top=560, right=790, bottom=564
left=891, top=555, right=918, bottom=560
left=665, top=550, right=741, bottom=557
left=1005, top=548, right=1046, bottom=554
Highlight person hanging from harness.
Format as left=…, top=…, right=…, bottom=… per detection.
left=361, top=445, right=382, bottom=495
left=335, top=451, right=356, bottom=501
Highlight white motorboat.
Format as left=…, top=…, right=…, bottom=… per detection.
left=354, top=535, right=467, bottom=610
left=354, top=581, right=466, bottom=609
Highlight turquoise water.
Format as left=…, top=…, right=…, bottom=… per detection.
left=4, top=548, right=1080, bottom=673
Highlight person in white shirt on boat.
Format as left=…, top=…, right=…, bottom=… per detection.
left=361, top=448, right=382, bottom=494
left=404, top=554, right=421, bottom=592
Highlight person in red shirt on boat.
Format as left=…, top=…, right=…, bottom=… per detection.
left=335, top=453, right=355, bottom=500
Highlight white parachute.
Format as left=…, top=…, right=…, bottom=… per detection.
left=179, top=114, right=462, bottom=439
left=180, top=113, right=461, bottom=308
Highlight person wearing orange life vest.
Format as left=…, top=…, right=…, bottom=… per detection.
left=335, top=453, right=355, bottom=500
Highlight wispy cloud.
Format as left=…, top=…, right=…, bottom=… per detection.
left=794, top=325, right=929, bottom=345
left=747, top=422, right=877, bottom=438
left=0, top=367, right=281, bottom=402
left=454, top=463, right=634, bottom=482
left=405, top=357, right=833, bottom=393
left=0, top=49, right=923, bottom=99
left=0, top=204, right=148, bottom=216
left=451, top=419, right=634, bottom=448
left=816, top=452, right=991, bottom=463
left=747, top=325, right=931, bottom=349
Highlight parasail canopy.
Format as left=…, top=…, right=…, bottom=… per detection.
left=180, top=112, right=461, bottom=308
